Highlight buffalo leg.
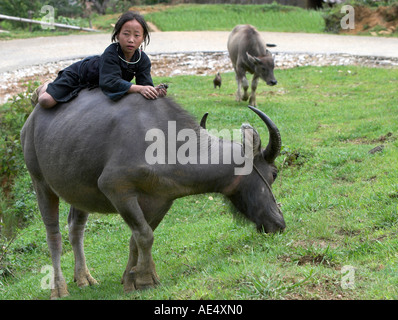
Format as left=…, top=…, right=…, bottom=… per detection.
left=68, top=206, right=98, bottom=288
left=123, top=200, right=159, bottom=291
left=249, top=75, right=259, bottom=106
left=35, top=182, right=69, bottom=299
left=122, top=235, right=139, bottom=283
left=235, top=68, right=249, bottom=102
left=122, top=235, right=159, bottom=288
left=235, top=75, right=249, bottom=102
left=121, top=200, right=172, bottom=286
left=241, top=75, right=250, bottom=101
left=104, top=193, right=158, bottom=291
left=235, top=72, right=242, bottom=102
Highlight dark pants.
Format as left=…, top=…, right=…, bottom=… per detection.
left=46, top=56, right=99, bottom=103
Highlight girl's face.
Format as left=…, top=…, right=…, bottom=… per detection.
left=117, top=19, right=145, bottom=60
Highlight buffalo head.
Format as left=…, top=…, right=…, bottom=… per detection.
left=202, top=106, right=285, bottom=233
left=246, top=52, right=277, bottom=86
left=228, top=106, right=284, bottom=233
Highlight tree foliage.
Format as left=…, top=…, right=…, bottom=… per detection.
left=0, top=0, right=81, bottom=19
left=0, top=0, right=174, bottom=20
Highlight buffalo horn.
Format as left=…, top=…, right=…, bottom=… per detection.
left=200, top=112, right=209, bottom=129
left=247, top=105, right=282, bottom=163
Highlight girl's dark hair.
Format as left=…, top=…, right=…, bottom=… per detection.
left=111, top=11, right=150, bottom=47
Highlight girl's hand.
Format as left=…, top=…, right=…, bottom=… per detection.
left=128, top=84, right=166, bottom=99
left=139, top=85, right=159, bottom=100
left=155, top=83, right=168, bottom=98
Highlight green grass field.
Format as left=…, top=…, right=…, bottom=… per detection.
left=1, top=66, right=397, bottom=300
left=144, top=4, right=325, bottom=33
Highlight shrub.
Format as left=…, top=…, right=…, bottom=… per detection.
left=0, top=83, right=36, bottom=238
left=0, top=82, right=35, bottom=193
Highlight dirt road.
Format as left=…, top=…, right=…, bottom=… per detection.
left=1, top=31, right=397, bottom=73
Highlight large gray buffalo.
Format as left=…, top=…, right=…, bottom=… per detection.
left=21, top=89, right=285, bottom=299
left=228, top=24, right=277, bottom=106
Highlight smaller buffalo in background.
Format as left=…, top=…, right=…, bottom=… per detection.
left=228, top=24, right=277, bottom=106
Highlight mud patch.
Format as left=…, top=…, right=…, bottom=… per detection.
left=372, top=132, right=395, bottom=143
left=341, top=132, right=395, bottom=145
left=297, top=254, right=334, bottom=267
left=281, top=253, right=335, bottom=267
left=342, top=5, right=398, bottom=36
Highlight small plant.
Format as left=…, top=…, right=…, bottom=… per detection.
left=280, top=145, right=307, bottom=168
left=243, top=269, right=314, bottom=299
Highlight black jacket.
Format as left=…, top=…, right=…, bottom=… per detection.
left=47, top=42, right=153, bottom=102
left=97, top=42, right=153, bottom=101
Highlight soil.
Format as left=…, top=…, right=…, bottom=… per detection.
left=342, top=5, right=398, bottom=36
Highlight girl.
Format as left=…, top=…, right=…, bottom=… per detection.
left=32, top=11, right=167, bottom=108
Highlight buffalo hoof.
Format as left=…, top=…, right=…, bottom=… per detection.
left=249, top=97, right=257, bottom=107
left=123, top=267, right=160, bottom=292
left=50, top=278, right=69, bottom=300
left=236, top=93, right=249, bottom=102
left=74, top=268, right=98, bottom=288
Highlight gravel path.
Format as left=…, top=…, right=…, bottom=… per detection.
left=0, top=31, right=397, bottom=103
left=1, top=31, right=398, bottom=73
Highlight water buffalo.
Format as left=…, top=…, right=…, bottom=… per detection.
left=228, top=24, right=277, bottom=106
left=21, top=89, right=285, bottom=299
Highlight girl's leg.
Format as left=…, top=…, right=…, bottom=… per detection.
left=32, top=61, right=83, bottom=109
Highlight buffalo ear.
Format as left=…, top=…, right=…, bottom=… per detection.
left=241, top=123, right=261, bottom=157
left=246, top=52, right=261, bottom=65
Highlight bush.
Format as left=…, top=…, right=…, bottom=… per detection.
left=0, top=83, right=35, bottom=186
left=0, top=83, right=36, bottom=237
left=322, top=6, right=344, bottom=34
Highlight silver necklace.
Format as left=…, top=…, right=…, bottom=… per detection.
left=117, top=44, right=142, bottom=65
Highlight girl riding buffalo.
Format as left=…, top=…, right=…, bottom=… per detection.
left=32, top=11, right=167, bottom=108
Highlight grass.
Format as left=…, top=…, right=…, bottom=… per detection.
left=0, top=3, right=325, bottom=40
left=1, top=65, right=398, bottom=300
left=145, top=4, right=325, bottom=33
